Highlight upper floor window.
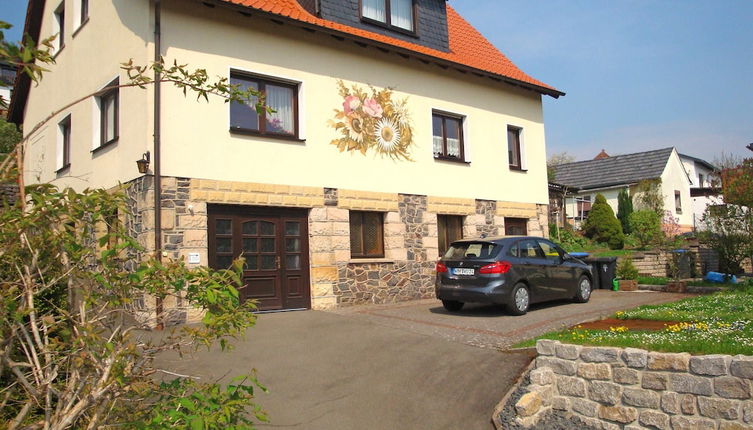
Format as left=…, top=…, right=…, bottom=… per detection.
left=75, top=0, right=89, bottom=31
left=432, top=111, right=464, bottom=161
left=507, top=126, right=523, bottom=170
left=698, top=173, right=705, bottom=187
left=54, top=2, right=65, bottom=52
left=230, top=72, right=298, bottom=138
left=362, top=0, right=415, bottom=32
left=81, top=0, right=89, bottom=24
left=95, top=78, right=119, bottom=150
left=675, top=190, right=682, bottom=214
left=56, top=115, right=71, bottom=172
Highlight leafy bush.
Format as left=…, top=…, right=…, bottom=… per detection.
left=550, top=224, right=592, bottom=251
left=583, top=194, right=624, bottom=250
left=633, top=179, right=664, bottom=216
left=616, top=258, right=639, bottom=280
left=629, top=210, right=662, bottom=248
left=699, top=204, right=753, bottom=275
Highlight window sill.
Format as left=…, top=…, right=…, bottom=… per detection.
left=55, top=164, right=70, bottom=175
left=434, top=155, right=470, bottom=165
left=360, top=17, right=418, bottom=38
left=91, top=138, right=119, bottom=155
left=348, top=258, right=394, bottom=264
left=72, top=17, right=90, bottom=38
left=230, top=127, right=305, bottom=143
left=509, top=166, right=528, bottom=173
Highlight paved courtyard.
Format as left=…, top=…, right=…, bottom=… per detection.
left=333, top=289, right=690, bottom=350
left=157, top=290, right=688, bottom=429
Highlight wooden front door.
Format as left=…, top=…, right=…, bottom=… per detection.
left=208, top=205, right=310, bottom=311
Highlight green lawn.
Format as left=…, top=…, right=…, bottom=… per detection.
left=514, top=289, right=753, bottom=355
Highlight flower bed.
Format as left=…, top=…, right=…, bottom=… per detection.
left=514, top=291, right=753, bottom=356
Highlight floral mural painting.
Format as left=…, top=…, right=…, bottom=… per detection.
left=328, top=80, right=414, bottom=161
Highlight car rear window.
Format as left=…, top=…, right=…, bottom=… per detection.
left=443, top=242, right=499, bottom=260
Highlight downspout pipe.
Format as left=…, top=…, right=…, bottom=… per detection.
left=154, top=0, right=164, bottom=330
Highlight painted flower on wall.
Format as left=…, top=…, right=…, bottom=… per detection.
left=328, top=80, right=414, bottom=161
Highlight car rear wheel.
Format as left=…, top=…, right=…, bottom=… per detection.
left=506, top=283, right=529, bottom=316
left=442, top=300, right=464, bottom=312
left=574, top=275, right=592, bottom=303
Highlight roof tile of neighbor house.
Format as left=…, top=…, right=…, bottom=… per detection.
left=215, top=0, right=562, bottom=96
left=553, top=147, right=675, bottom=190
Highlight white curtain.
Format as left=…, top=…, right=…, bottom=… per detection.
left=447, top=138, right=460, bottom=158
left=104, top=96, right=116, bottom=142
left=390, top=0, right=413, bottom=30
left=433, top=136, right=443, bottom=156
left=266, top=84, right=294, bottom=134
left=363, top=0, right=386, bottom=22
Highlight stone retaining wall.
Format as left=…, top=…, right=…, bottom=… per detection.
left=515, top=340, right=753, bottom=429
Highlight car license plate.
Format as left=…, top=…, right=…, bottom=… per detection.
left=453, top=268, right=474, bottom=276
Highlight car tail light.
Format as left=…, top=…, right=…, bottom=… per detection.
left=435, top=262, right=448, bottom=273
left=479, top=261, right=512, bottom=274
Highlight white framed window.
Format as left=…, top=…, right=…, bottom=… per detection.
left=361, top=0, right=415, bottom=32
left=507, top=125, right=527, bottom=171
left=74, top=0, right=89, bottom=31
left=56, top=114, right=71, bottom=172
left=92, top=78, right=119, bottom=151
left=53, top=2, right=65, bottom=52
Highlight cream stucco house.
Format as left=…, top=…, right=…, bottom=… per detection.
left=10, top=0, right=563, bottom=317
left=554, top=148, right=696, bottom=232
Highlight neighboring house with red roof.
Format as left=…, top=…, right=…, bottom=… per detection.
left=10, top=0, right=563, bottom=319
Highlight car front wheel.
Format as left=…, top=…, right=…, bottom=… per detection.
left=506, top=283, right=530, bottom=316
left=442, top=300, right=464, bottom=312
left=574, top=275, right=592, bottom=303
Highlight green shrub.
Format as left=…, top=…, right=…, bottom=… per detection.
left=583, top=194, right=625, bottom=250
left=616, top=258, right=639, bottom=280
left=551, top=224, right=593, bottom=252
left=629, top=210, right=662, bottom=248
left=617, top=188, right=633, bottom=235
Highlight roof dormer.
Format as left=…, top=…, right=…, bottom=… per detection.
left=299, top=0, right=450, bottom=52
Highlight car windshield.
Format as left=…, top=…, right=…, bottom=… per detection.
left=443, top=242, right=499, bottom=260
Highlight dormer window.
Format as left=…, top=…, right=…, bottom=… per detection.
left=362, top=0, right=415, bottom=33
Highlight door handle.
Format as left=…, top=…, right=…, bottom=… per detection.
left=276, top=256, right=281, bottom=270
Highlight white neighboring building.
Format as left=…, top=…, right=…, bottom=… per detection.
left=554, top=148, right=694, bottom=232
left=679, top=154, right=720, bottom=230
left=0, top=62, right=16, bottom=117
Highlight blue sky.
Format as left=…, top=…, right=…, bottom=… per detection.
left=3, top=0, right=752, bottom=163
left=451, top=0, right=753, bottom=163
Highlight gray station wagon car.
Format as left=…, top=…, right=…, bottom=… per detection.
left=435, top=236, right=593, bottom=315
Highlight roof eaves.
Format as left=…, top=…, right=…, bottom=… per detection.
left=201, top=0, right=565, bottom=98
left=7, top=0, right=46, bottom=125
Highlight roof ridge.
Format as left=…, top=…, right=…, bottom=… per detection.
left=556, top=147, right=675, bottom=168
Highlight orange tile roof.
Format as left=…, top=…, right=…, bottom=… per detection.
left=215, top=0, right=563, bottom=97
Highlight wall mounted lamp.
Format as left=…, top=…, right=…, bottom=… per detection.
left=136, top=151, right=151, bottom=174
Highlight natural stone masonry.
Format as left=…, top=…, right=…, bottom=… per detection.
left=513, top=340, right=753, bottom=429
left=123, top=177, right=550, bottom=318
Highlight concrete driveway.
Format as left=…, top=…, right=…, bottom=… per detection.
left=157, top=290, right=687, bottom=430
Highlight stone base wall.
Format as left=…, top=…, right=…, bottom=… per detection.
left=515, top=340, right=753, bottom=430
left=122, top=176, right=549, bottom=317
